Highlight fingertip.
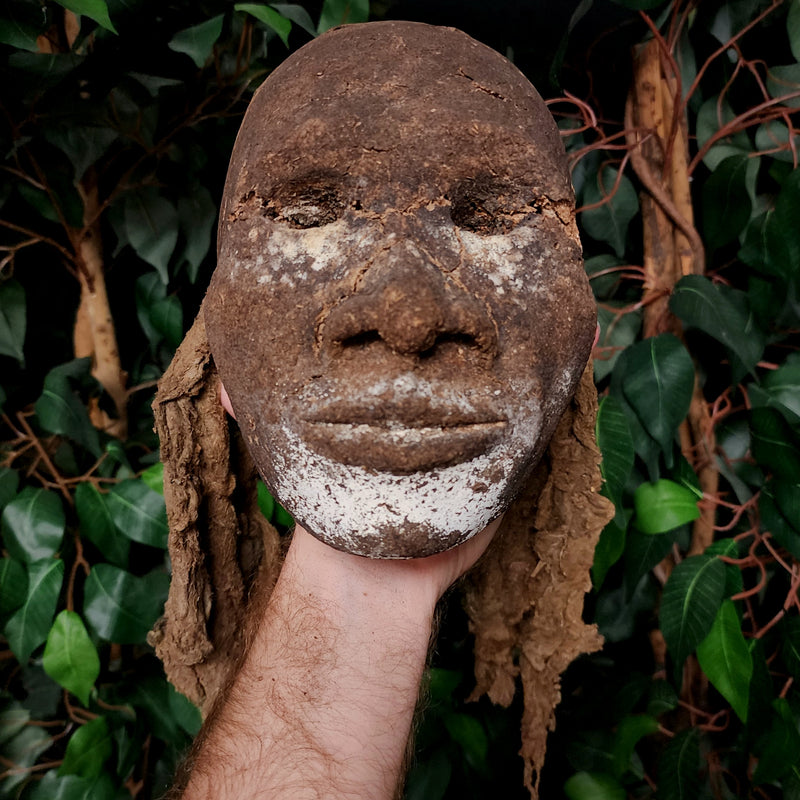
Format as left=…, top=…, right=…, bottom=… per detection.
left=220, top=382, right=236, bottom=419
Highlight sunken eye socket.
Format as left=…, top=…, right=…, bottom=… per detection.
left=449, top=181, right=532, bottom=236
left=263, top=184, right=346, bottom=229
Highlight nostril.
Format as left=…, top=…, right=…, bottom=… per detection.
left=418, top=332, right=481, bottom=359
left=337, top=330, right=382, bottom=350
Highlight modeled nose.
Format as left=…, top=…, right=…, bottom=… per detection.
left=322, top=240, right=497, bottom=357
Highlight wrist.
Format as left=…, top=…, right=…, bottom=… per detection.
left=282, top=525, right=441, bottom=623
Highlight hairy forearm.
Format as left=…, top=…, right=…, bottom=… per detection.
left=179, top=527, right=439, bottom=800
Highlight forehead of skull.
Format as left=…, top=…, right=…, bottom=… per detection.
left=222, top=21, right=573, bottom=215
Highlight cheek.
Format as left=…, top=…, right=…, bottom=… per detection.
left=233, top=218, right=380, bottom=291
left=456, top=227, right=550, bottom=308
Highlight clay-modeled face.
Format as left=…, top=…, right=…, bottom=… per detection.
left=205, top=22, right=596, bottom=557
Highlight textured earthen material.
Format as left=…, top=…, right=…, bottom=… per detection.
left=204, top=20, right=596, bottom=558
left=153, top=22, right=614, bottom=796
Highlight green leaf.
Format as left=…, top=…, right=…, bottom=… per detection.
left=782, top=616, right=800, bottom=680
left=0, top=557, right=27, bottom=618
left=624, top=529, right=677, bottom=589
left=428, top=667, right=461, bottom=703
left=30, top=772, right=116, bottom=800
left=753, top=698, right=800, bottom=783
left=1, top=487, right=65, bottom=563
left=270, top=3, right=316, bottom=35
left=579, top=166, right=639, bottom=256
left=169, top=683, right=202, bottom=736
left=594, top=306, right=641, bottom=382
left=618, top=335, right=695, bottom=464
left=748, top=639, right=776, bottom=736
left=443, top=712, right=488, bottom=769
left=43, top=126, right=118, bottom=182
left=660, top=554, right=726, bottom=672
left=696, top=600, right=752, bottom=722
left=755, top=120, right=799, bottom=163
left=751, top=408, right=800, bottom=482
left=54, top=0, right=117, bottom=33
left=706, top=538, right=744, bottom=597
left=58, top=717, right=112, bottom=778
left=123, top=189, right=179, bottom=283
left=0, top=466, right=20, bottom=511
left=150, top=296, right=183, bottom=349
left=586, top=254, right=625, bottom=299
left=43, top=610, right=101, bottom=706
left=596, top=395, right=634, bottom=523
left=564, top=771, right=626, bottom=800
left=592, top=520, right=626, bottom=589
left=669, top=276, right=765, bottom=378
left=5, top=559, right=65, bottom=663
left=257, top=480, right=275, bottom=521
left=236, top=4, right=291, bottom=46
left=83, top=564, right=168, bottom=644
left=595, top=573, right=657, bottom=643
left=405, top=749, right=451, bottom=800
left=35, top=360, right=102, bottom=457
left=130, top=675, right=187, bottom=743
left=1, top=724, right=51, bottom=795
left=611, top=714, right=659, bottom=778
left=634, top=479, right=700, bottom=534
left=657, top=728, right=701, bottom=800
left=0, top=13, right=45, bottom=51
left=317, top=0, right=369, bottom=33
left=696, top=96, right=751, bottom=171
left=106, top=479, right=168, bottom=548
left=0, top=279, right=26, bottom=364
left=177, top=188, right=216, bottom=282
left=790, top=0, right=800, bottom=62
left=702, top=155, right=751, bottom=251
left=646, top=680, right=678, bottom=717
left=168, top=14, right=224, bottom=67
left=0, top=706, right=30, bottom=746
left=740, top=170, right=800, bottom=279
left=767, top=64, right=800, bottom=109
left=141, top=462, right=164, bottom=495
left=75, top=483, right=130, bottom=567
left=759, top=478, right=800, bottom=559
left=752, top=357, right=800, bottom=424
left=135, top=272, right=167, bottom=345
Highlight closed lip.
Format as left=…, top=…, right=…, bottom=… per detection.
left=296, top=394, right=507, bottom=472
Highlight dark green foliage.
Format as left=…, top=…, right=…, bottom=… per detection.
left=1, top=0, right=800, bottom=798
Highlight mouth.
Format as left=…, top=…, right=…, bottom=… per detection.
left=296, top=389, right=507, bottom=473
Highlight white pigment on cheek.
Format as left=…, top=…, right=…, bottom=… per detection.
left=459, top=226, right=544, bottom=294
left=244, top=220, right=378, bottom=287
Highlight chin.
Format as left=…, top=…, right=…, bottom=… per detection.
left=261, top=419, right=542, bottom=558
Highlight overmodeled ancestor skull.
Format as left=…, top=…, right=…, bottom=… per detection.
left=204, top=21, right=596, bottom=558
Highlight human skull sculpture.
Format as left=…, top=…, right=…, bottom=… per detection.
left=204, top=21, right=596, bottom=557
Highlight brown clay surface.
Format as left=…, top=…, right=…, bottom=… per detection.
left=204, top=21, right=596, bottom=556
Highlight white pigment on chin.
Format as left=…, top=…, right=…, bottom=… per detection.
left=268, top=406, right=542, bottom=559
